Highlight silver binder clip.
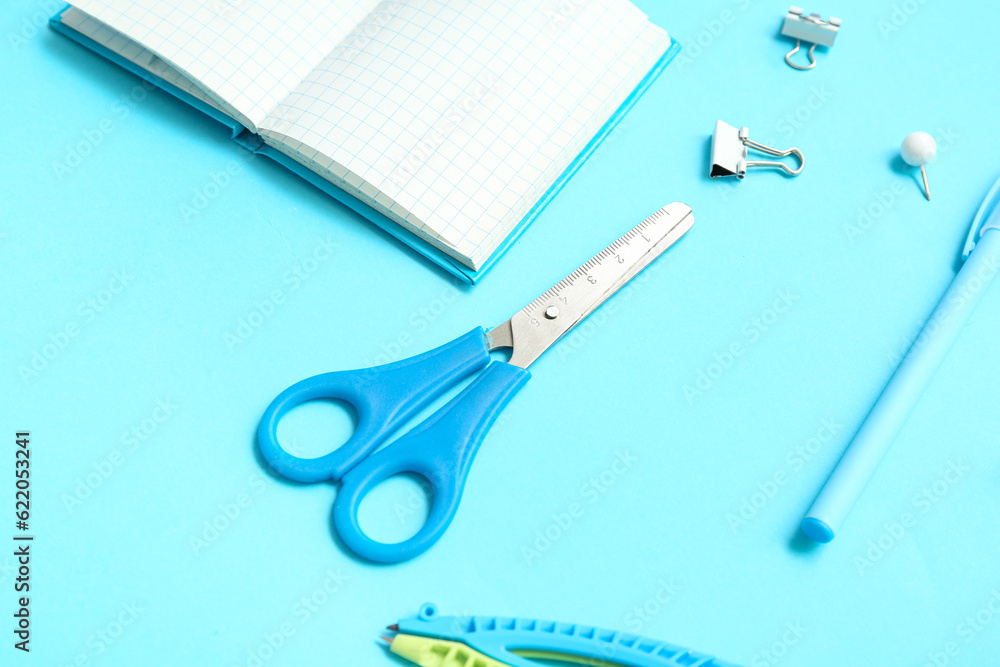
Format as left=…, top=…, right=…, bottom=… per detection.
left=781, top=7, right=841, bottom=70
left=710, top=121, right=804, bottom=179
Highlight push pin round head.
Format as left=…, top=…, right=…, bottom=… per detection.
left=901, top=131, right=937, bottom=200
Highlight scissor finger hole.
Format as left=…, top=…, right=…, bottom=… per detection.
left=489, top=347, right=512, bottom=363
left=356, top=472, right=432, bottom=544
left=275, top=398, right=359, bottom=459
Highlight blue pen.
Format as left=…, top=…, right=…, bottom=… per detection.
left=802, top=176, right=1000, bottom=542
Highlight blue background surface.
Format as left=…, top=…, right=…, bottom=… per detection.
left=3, top=1, right=1000, bottom=665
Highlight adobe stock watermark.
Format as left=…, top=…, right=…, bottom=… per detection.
left=86, top=603, right=144, bottom=657
left=58, top=600, right=145, bottom=666
left=854, top=459, right=969, bottom=576
left=886, top=252, right=999, bottom=368
left=189, top=472, right=269, bottom=555
left=18, top=269, right=135, bottom=384
left=540, top=0, right=591, bottom=35
left=842, top=181, right=907, bottom=243
left=843, top=127, right=959, bottom=244
left=673, top=2, right=749, bottom=73
left=878, top=0, right=933, bottom=40
left=336, top=1, right=403, bottom=51
left=749, top=621, right=808, bottom=667
left=385, top=68, right=508, bottom=193
left=262, top=103, right=305, bottom=136
left=235, top=569, right=351, bottom=667
left=391, top=476, right=433, bottom=528
left=361, top=281, right=462, bottom=367
left=207, top=0, right=252, bottom=21
left=622, top=578, right=681, bottom=634
left=521, top=449, right=637, bottom=566
left=727, top=418, right=842, bottom=533
left=179, top=159, right=245, bottom=222
left=225, top=236, right=339, bottom=351
left=555, top=256, right=660, bottom=363
left=920, top=589, right=1000, bottom=667
left=7, top=0, right=63, bottom=53
left=714, top=86, right=832, bottom=192
left=62, top=397, right=179, bottom=513
left=682, top=289, right=798, bottom=404
left=52, top=81, right=159, bottom=178
left=588, top=117, right=633, bottom=163
left=394, top=399, right=520, bottom=526
left=0, top=554, right=17, bottom=587
left=719, top=86, right=833, bottom=203
left=552, top=578, right=680, bottom=666
left=774, top=85, right=833, bottom=142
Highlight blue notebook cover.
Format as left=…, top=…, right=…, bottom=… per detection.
left=50, top=5, right=680, bottom=285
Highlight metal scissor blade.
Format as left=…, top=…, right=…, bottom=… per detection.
left=490, top=203, right=694, bottom=368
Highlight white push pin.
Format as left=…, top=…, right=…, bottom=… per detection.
left=901, top=131, right=937, bottom=201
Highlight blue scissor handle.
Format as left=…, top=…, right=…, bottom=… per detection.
left=258, top=328, right=492, bottom=483
left=334, top=361, right=530, bottom=563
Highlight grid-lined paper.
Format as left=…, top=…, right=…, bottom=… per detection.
left=63, top=0, right=669, bottom=269
left=61, top=7, right=234, bottom=118
left=69, top=0, right=381, bottom=131
left=259, top=0, right=669, bottom=268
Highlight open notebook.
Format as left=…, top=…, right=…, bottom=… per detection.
left=52, top=1, right=675, bottom=280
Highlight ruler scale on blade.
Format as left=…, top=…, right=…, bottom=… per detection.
left=258, top=203, right=693, bottom=563
left=489, top=203, right=693, bottom=367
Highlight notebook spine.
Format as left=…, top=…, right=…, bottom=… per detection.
left=233, top=128, right=264, bottom=152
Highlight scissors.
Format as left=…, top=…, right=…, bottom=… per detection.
left=258, top=203, right=694, bottom=563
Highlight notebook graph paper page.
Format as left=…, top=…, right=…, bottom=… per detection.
left=68, top=0, right=381, bottom=131
left=260, top=0, right=670, bottom=268
left=59, top=7, right=232, bottom=117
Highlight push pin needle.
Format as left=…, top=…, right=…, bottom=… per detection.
left=901, top=131, right=937, bottom=201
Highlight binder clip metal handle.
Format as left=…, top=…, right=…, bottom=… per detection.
left=710, top=121, right=804, bottom=180
left=781, top=6, right=841, bottom=71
